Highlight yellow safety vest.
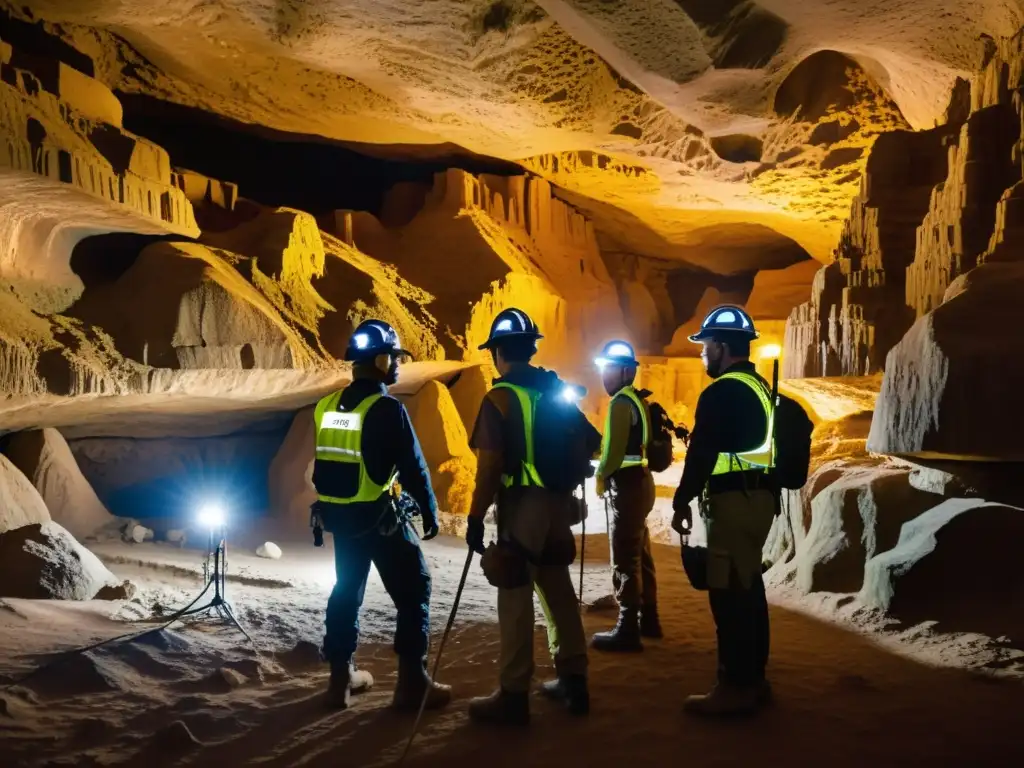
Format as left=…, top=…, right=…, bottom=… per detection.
left=313, top=391, right=397, bottom=504
left=709, top=371, right=774, bottom=476
left=491, top=382, right=545, bottom=488
left=599, top=386, right=649, bottom=471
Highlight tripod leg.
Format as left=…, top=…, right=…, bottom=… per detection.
left=220, top=603, right=254, bottom=644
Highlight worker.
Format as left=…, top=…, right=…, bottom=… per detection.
left=590, top=339, right=661, bottom=652
left=464, top=308, right=601, bottom=725
left=671, top=305, right=775, bottom=716
left=312, top=319, right=451, bottom=712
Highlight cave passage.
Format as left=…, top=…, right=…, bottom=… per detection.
left=118, top=93, right=524, bottom=217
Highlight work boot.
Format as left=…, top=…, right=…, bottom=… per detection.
left=539, top=674, right=590, bottom=716
left=391, top=656, right=451, bottom=712
left=325, top=664, right=374, bottom=710
left=639, top=610, right=663, bottom=639
left=590, top=608, right=643, bottom=652
left=468, top=689, right=530, bottom=726
left=683, top=683, right=758, bottom=717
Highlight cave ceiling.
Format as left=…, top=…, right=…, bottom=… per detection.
left=15, top=0, right=1024, bottom=273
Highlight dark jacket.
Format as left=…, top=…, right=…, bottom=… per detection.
left=313, top=378, right=438, bottom=533
left=673, top=361, right=771, bottom=509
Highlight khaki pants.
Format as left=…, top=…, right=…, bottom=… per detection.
left=608, top=470, right=657, bottom=612
left=703, top=489, right=776, bottom=590
left=496, top=489, right=588, bottom=693
left=702, top=488, right=776, bottom=685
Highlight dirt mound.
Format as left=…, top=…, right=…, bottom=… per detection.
left=21, top=650, right=120, bottom=700
left=2, top=428, right=114, bottom=539
left=0, top=454, right=51, bottom=534
left=0, top=521, right=121, bottom=599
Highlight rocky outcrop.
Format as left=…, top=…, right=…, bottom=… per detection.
left=862, top=498, right=1024, bottom=642
left=794, top=460, right=941, bottom=594
left=786, top=28, right=1024, bottom=380
left=784, top=128, right=951, bottom=378
left=0, top=41, right=196, bottom=239
left=333, top=168, right=628, bottom=381
left=867, top=262, right=1024, bottom=460
left=0, top=453, right=51, bottom=534
left=2, top=428, right=113, bottom=539
left=0, top=521, right=121, bottom=599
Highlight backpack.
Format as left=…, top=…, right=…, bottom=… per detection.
left=532, top=391, right=600, bottom=493
left=495, top=379, right=601, bottom=494
left=772, top=393, right=813, bottom=489
left=644, top=399, right=677, bottom=473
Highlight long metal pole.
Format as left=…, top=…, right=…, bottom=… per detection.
left=396, top=548, right=474, bottom=766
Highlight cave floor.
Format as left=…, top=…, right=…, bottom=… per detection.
left=1, top=532, right=1023, bottom=767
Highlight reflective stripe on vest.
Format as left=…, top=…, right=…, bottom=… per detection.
left=313, top=391, right=397, bottom=504
left=709, top=372, right=774, bottom=476
left=600, top=386, right=649, bottom=470
left=491, top=382, right=545, bottom=489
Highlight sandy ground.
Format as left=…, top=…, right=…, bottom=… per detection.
left=2, top=526, right=1023, bottom=768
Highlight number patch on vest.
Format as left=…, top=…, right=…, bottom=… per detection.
left=321, top=411, right=361, bottom=431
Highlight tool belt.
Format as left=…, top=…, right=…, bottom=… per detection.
left=706, top=469, right=774, bottom=496
left=313, top=491, right=415, bottom=540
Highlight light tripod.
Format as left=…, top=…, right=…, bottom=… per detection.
left=159, top=520, right=252, bottom=642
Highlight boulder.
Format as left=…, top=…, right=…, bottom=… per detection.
left=404, top=380, right=476, bottom=517
left=0, top=454, right=51, bottom=534
left=868, top=262, right=1024, bottom=459
left=256, top=541, right=282, bottom=559
left=862, top=499, right=1024, bottom=642
left=794, top=460, right=941, bottom=594
left=3, top=429, right=114, bottom=539
left=0, top=521, right=121, bottom=600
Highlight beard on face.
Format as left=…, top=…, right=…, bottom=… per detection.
left=702, top=342, right=724, bottom=378
left=384, top=357, right=400, bottom=385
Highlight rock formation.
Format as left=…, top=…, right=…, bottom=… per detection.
left=786, top=30, right=1024, bottom=382
left=868, top=262, right=1024, bottom=459
left=0, top=453, right=51, bottom=534
left=2, top=428, right=113, bottom=539
left=405, top=380, right=476, bottom=518
left=0, top=520, right=121, bottom=599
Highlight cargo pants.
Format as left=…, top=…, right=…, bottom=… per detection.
left=703, top=488, right=776, bottom=686
left=496, top=488, right=589, bottom=693
left=607, top=468, right=658, bottom=612
left=321, top=507, right=431, bottom=668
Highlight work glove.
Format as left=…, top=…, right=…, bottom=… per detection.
left=465, top=515, right=486, bottom=555
left=671, top=503, right=692, bottom=537
left=421, top=513, right=439, bottom=541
